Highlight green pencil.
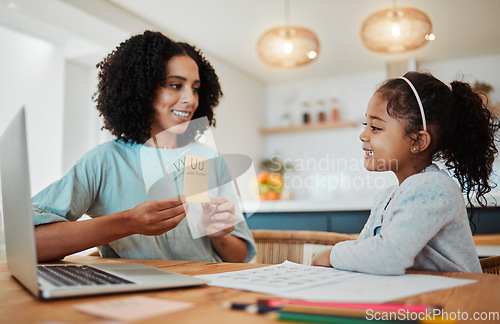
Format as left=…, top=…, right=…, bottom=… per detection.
left=276, top=311, right=417, bottom=324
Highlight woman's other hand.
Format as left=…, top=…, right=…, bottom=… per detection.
left=201, top=197, right=236, bottom=238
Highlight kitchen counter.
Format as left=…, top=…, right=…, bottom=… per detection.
left=245, top=198, right=372, bottom=213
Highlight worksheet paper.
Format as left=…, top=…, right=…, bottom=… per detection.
left=195, top=261, right=476, bottom=303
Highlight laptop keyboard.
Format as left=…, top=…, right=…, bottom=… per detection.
left=38, top=265, right=133, bottom=287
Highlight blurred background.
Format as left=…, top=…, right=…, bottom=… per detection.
left=1, top=0, right=500, bottom=258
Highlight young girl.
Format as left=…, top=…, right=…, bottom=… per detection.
left=313, top=71, right=498, bottom=274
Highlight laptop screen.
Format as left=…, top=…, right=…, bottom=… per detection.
left=0, top=108, right=42, bottom=298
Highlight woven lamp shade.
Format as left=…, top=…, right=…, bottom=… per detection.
left=361, top=7, right=433, bottom=53
left=257, top=26, right=320, bottom=68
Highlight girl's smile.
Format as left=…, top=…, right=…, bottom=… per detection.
left=363, top=149, right=375, bottom=159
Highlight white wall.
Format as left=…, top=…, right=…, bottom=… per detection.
left=63, top=61, right=112, bottom=172
left=263, top=54, right=500, bottom=205
left=0, top=26, right=65, bottom=260
left=0, top=26, right=65, bottom=193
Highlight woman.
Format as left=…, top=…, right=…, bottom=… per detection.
left=33, top=30, right=256, bottom=263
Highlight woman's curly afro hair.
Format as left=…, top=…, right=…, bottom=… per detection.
left=94, top=30, right=222, bottom=144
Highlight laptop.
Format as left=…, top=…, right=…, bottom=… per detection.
left=0, top=108, right=208, bottom=300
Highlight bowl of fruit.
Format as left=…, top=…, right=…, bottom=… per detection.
left=257, top=171, right=284, bottom=200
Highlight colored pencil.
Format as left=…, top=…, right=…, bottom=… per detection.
left=258, top=299, right=438, bottom=313
left=281, top=304, right=382, bottom=317
left=276, top=311, right=416, bottom=324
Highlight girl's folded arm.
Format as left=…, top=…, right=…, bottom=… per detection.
left=331, top=184, right=455, bottom=275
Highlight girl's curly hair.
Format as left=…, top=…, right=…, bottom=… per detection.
left=377, top=71, right=500, bottom=231
left=94, top=30, right=222, bottom=144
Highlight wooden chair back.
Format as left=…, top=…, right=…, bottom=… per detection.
left=251, top=229, right=358, bottom=265
left=480, top=256, right=500, bottom=275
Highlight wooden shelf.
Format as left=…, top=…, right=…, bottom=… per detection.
left=259, top=120, right=357, bottom=135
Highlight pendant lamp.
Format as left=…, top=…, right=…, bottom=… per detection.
left=361, top=0, right=434, bottom=53
left=256, top=0, right=320, bottom=68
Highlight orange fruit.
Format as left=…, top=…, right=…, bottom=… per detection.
left=259, top=194, right=267, bottom=200
left=258, top=171, right=269, bottom=183
left=266, top=191, right=280, bottom=200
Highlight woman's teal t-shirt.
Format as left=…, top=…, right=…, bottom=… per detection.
left=32, top=140, right=257, bottom=262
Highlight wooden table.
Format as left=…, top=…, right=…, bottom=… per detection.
left=1, top=255, right=500, bottom=323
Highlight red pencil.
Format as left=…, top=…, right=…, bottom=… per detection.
left=257, top=299, right=439, bottom=314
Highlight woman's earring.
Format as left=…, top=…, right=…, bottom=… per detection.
left=411, top=147, right=418, bottom=153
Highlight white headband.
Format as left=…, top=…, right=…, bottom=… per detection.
left=398, top=76, right=427, bottom=132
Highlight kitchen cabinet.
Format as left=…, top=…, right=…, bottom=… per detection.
left=245, top=211, right=370, bottom=234
left=245, top=208, right=500, bottom=235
